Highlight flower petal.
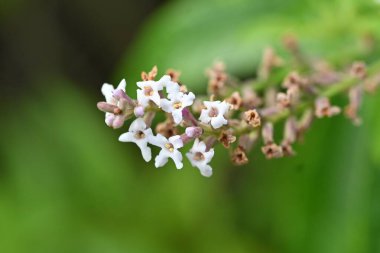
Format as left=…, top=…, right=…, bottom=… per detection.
left=171, top=109, right=183, bottom=124
left=117, top=79, right=127, bottom=91
left=118, top=132, right=134, bottom=142
left=155, top=151, right=169, bottom=168
left=129, top=118, right=146, bottom=132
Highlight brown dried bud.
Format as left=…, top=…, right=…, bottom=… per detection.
left=344, top=86, right=362, bottom=126
left=219, top=129, right=237, bottom=148
left=207, top=61, right=228, bottom=95
left=364, top=74, right=380, bottom=93
left=241, top=85, right=262, bottom=109
left=283, top=117, right=297, bottom=144
left=156, top=119, right=178, bottom=138
left=231, top=146, right=249, bottom=166
left=315, top=97, right=341, bottom=118
left=227, top=92, right=243, bottom=110
left=282, top=34, right=299, bottom=53
left=282, top=71, right=307, bottom=89
left=261, top=143, right=283, bottom=159
left=258, top=47, right=284, bottom=80
left=141, top=66, right=158, bottom=81
left=350, top=61, right=367, bottom=80
left=281, top=142, right=295, bottom=157
left=262, top=122, right=274, bottom=145
left=244, top=109, right=261, bottom=128
left=166, top=69, right=181, bottom=82
left=276, top=92, right=291, bottom=108
left=296, top=109, right=314, bottom=141
left=311, top=61, right=341, bottom=86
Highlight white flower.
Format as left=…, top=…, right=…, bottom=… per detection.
left=101, top=79, right=127, bottom=127
left=118, top=118, right=153, bottom=162
left=186, top=139, right=214, bottom=177
left=199, top=100, right=231, bottom=129
left=149, top=134, right=184, bottom=169
left=136, top=75, right=169, bottom=107
left=160, top=92, right=195, bottom=124
left=165, top=79, right=181, bottom=95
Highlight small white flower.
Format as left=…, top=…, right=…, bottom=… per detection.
left=136, top=75, right=169, bottom=107
left=101, top=79, right=127, bottom=127
left=118, top=118, right=153, bottom=162
left=160, top=92, right=195, bottom=124
left=150, top=134, right=184, bottom=169
left=186, top=139, right=214, bottom=177
left=199, top=100, right=231, bottom=129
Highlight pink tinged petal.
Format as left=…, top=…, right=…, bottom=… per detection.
left=169, top=135, right=183, bottom=149
left=112, top=115, right=125, bottom=129
left=134, top=106, right=145, bottom=117
left=118, top=132, right=134, bottom=142
left=117, top=79, right=126, bottom=91
left=113, top=89, right=128, bottom=100
left=155, top=151, right=169, bottom=168
left=172, top=109, right=183, bottom=124
left=105, top=113, right=114, bottom=126
left=186, top=128, right=202, bottom=138
left=97, top=102, right=118, bottom=113
left=160, top=99, right=173, bottom=113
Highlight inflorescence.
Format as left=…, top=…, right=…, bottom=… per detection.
left=97, top=41, right=380, bottom=177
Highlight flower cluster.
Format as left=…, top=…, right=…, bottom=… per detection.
left=97, top=42, right=380, bottom=177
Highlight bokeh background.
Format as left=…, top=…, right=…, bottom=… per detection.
left=1, top=0, right=380, bottom=252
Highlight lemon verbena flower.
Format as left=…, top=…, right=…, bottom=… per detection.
left=149, top=134, right=184, bottom=169
left=118, top=118, right=153, bottom=162
left=199, top=100, right=231, bottom=129
left=186, top=139, right=214, bottom=177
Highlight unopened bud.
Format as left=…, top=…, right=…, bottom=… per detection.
left=185, top=126, right=203, bottom=138
left=134, top=106, right=145, bottom=117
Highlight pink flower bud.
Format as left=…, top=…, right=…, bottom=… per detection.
left=134, top=106, right=145, bottom=117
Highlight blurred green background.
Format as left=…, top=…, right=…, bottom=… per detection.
left=1, top=0, right=380, bottom=252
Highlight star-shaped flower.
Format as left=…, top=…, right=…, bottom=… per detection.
left=199, top=100, right=231, bottom=129
left=149, top=134, right=184, bottom=169
left=186, top=139, right=215, bottom=177
left=136, top=75, right=170, bottom=107
left=118, top=118, right=153, bottom=162
left=99, top=79, right=131, bottom=128
left=160, top=92, right=196, bottom=124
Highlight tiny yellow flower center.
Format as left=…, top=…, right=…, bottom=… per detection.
left=208, top=107, right=219, bottom=117
left=165, top=143, right=174, bottom=152
left=173, top=101, right=182, bottom=109
left=193, top=152, right=205, bottom=161
left=144, top=86, right=154, bottom=96
left=134, top=131, right=145, bottom=139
